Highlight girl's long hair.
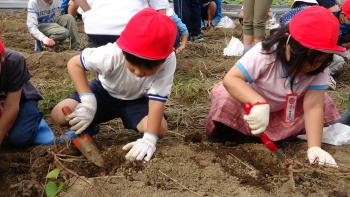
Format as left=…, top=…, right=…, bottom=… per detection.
left=261, top=24, right=333, bottom=91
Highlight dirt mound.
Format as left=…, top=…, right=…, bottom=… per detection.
left=26, top=51, right=78, bottom=80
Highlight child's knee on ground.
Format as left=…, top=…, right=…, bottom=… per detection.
left=51, top=98, right=79, bottom=126
left=136, top=116, right=168, bottom=138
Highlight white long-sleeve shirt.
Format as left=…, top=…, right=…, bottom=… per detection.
left=27, top=0, right=62, bottom=41
left=82, top=0, right=170, bottom=35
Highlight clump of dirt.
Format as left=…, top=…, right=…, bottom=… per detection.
left=0, top=145, right=52, bottom=197
left=203, top=142, right=285, bottom=191
left=9, top=180, right=42, bottom=197
left=61, top=144, right=127, bottom=177
left=184, top=132, right=203, bottom=143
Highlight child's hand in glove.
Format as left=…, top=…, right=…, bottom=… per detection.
left=243, top=102, right=270, bottom=135
left=122, top=132, right=158, bottom=161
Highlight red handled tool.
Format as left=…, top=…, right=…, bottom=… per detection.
left=62, top=106, right=105, bottom=167
left=244, top=104, right=285, bottom=161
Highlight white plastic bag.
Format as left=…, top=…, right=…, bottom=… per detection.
left=297, top=123, right=350, bottom=146
left=223, top=37, right=244, bottom=57
left=216, top=16, right=236, bottom=29
left=329, top=54, right=345, bottom=76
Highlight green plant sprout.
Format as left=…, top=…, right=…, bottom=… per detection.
left=45, top=168, right=65, bottom=197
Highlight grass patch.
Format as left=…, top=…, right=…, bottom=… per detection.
left=171, top=75, right=219, bottom=104
left=37, top=79, right=75, bottom=113
left=329, top=89, right=349, bottom=113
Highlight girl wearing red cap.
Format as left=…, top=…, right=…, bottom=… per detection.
left=206, top=6, right=343, bottom=167
left=51, top=8, right=177, bottom=162
left=0, top=39, right=55, bottom=147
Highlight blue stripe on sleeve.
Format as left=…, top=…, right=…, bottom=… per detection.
left=148, top=94, right=168, bottom=102
left=148, top=97, right=167, bottom=102
left=307, top=85, right=328, bottom=90
left=27, top=10, right=37, bottom=13
left=80, top=54, right=88, bottom=71
left=235, top=62, right=253, bottom=83
left=148, top=94, right=168, bottom=99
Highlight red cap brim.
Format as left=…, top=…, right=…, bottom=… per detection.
left=0, top=39, right=4, bottom=53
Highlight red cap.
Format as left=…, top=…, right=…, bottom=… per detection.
left=342, top=0, right=350, bottom=19
left=289, top=6, right=345, bottom=53
left=0, top=39, right=4, bottom=53
left=117, top=8, right=177, bottom=60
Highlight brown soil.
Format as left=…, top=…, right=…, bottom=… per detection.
left=0, top=11, right=350, bottom=197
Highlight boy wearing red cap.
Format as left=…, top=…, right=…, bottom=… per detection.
left=51, top=8, right=177, bottom=161
left=0, top=39, right=54, bottom=147
left=207, top=6, right=343, bottom=167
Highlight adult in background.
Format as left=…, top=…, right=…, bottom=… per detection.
left=200, top=0, right=222, bottom=28
left=242, top=0, right=272, bottom=54
left=27, top=0, right=81, bottom=51
left=71, top=0, right=170, bottom=48
left=166, top=8, right=189, bottom=54
left=174, top=0, right=203, bottom=41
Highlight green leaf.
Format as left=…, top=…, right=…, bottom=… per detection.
left=45, top=181, right=58, bottom=197
left=46, top=168, right=60, bottom=179
left=45, top=181, right=65, bottom=197
left=56, top=182, right=65, bottom=194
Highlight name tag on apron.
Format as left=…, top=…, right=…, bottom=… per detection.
left=284, top=93, right=298, bottom=122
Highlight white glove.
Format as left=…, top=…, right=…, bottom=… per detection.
left=66, top=93, right=97, bottom=134
left=122, top=132, right=158, bottom=161
left=42, top=37, right=55, bottom=46
left=243, top=103, right=270, bottom=135
left=307, top=147, right=338, bottom=167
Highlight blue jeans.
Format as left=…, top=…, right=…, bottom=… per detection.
left=6, top=100, right=41, bottom=147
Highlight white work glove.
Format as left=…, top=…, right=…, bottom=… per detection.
left=42, top=37, right=55, bottom=46
left=122, top=132, right=158, bottom=161
left=243, top=103, right=270, bottom=135
left=307, top=147, right=338, bottom=167
left=66, top=93, right=97, bottom=134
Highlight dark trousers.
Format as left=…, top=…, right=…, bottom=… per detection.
left=87, top=34, right=120, bottom=48
left=7, top=100, right=41, bottom=147
left=174, top=0, right=202, bottom=37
